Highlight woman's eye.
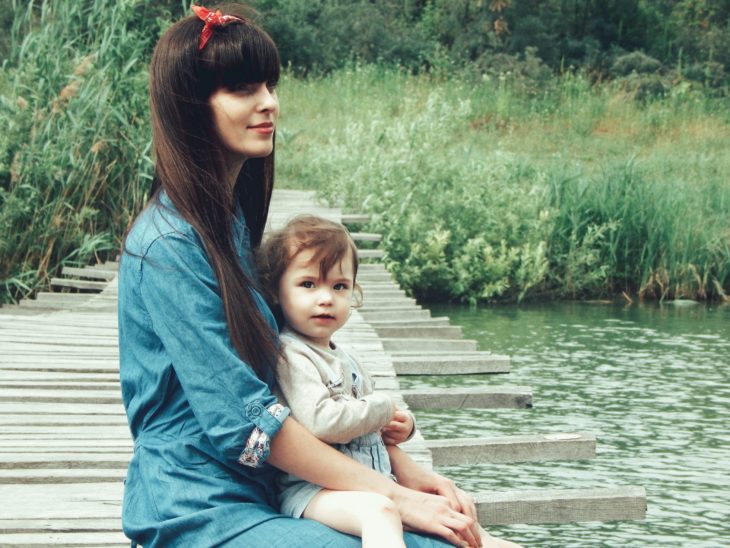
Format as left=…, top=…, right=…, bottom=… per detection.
left=233, top=83, right=256, bottom=94
left=266, top=81, right=277, bottom=92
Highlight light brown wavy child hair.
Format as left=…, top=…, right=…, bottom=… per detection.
left=257, top=215, right=362, bottom=327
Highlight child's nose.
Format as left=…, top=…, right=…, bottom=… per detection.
left=317, top=288, right=333, bottom=305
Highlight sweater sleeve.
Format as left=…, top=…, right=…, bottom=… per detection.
left=276, top=342, right=394, bottom=444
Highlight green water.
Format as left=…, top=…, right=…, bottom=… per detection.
left=402, top=302, right=730, bottom=548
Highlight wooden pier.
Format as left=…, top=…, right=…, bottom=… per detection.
left=0, top=190, right=646, bottom=545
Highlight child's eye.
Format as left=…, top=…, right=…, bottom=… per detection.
left=334, top=283, right=349, bottom=291
left=301, top=281, right=315, bottom=288
left=266, top=80, right=277, bottom=92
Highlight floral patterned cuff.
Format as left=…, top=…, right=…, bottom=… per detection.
left=238, top=403, right=288, bottom=468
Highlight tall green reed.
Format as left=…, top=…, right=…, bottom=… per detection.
left=0, top=0, right=167, bottom=304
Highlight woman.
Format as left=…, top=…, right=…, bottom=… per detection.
left=118, top=4, right=482, bottom=546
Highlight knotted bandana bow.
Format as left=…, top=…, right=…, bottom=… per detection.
left=192, top=4, right=244, bottom=50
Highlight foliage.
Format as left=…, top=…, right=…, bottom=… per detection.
left=278, top=64, right=730, bottom=302
left=1, top=2, right=728, bottom=305
left=0, top=0, right=178, bottom=303
left=249, top=0, right=730, bottom=89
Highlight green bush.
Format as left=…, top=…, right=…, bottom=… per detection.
left=611, top=51, right=663, bottom=76
left=278, top=64, right=730, bottom=303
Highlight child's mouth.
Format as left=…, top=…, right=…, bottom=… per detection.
left=312, top=314, right=335, bottom=320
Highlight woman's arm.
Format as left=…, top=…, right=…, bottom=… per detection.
left=269, top=417, right=480, bottom=547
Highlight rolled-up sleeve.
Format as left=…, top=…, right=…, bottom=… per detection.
left=138, top=231, right=289, bottom=468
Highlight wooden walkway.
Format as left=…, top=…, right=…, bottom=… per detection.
left=0, top=190, right=645, bottom=546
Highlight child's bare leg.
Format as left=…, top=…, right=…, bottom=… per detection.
left=303, top=489, right=406, bottom=548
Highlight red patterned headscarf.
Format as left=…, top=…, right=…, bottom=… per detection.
left=191, top=4, right=245, bottom=50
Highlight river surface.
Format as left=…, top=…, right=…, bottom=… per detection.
left=401, top=302, right=729, bottom=548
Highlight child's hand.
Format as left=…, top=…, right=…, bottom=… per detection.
left=381, top=408, right=415, bottom=445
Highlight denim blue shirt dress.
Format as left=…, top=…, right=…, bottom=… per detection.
left=118, top=192, right=452, bottom=547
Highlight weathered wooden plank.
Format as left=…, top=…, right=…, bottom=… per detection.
left=423, top=433, right=595, bottom=465
left=361, top=288, right=407, bottom=297
left=0, top=334, right=117, bottom=346
left=0, top=361, right=118, bottom=373
left=358, top=249, right=384, bottom=260
left=0, top=453, right=131, bottom=469
left=341, top=213, right=370, bottom=224
left=0, top=517, right=122, bottom=534
left=0, top=532, right=129, bottom=546
left=0, top=483, right=123, bottom=518
left=50, top=278, right=108, bottom=291
left=0, top=370, right=118, bottom=382
left=373, top=326, right=463, bottom=339
left=401, top=386, right=532, bottom=409
left=381, top=338, right=477, bottom=352
left=476, top=486, right=647, bottom=525
left=0, top=380, right=119, bottom=389
left=358, top=299, right=422, bottom=315
left=0, top=402, right=124, bottom=415
left=361, top=296, right=416, bottom=305
left=356, top=272, right=393, bottom=281
left=360, top=309, right=432, bottom=320
left=61, top=266, right=117, bottom=281
left=349, top=232, right=382, bottom=242
left=368, top=317, right=451, bottom=328
left=0, top=414, right=127, bottom=426
left=392, top=354, right=510, bottom=375
left=0, top=438, right=131, bottom=448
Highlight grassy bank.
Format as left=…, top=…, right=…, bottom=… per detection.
left=277, top=64, right=730, bottom=303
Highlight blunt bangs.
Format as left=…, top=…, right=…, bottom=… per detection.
left=201, top=16, right=280, bottom=92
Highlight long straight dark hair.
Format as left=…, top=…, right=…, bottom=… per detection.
left=144, top=4, right=279, bottom=377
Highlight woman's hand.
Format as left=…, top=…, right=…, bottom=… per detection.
left=387, top=445, right=484, bottom=546
left=381, top=408, right=415, bottom=445
left=391, top=484, right=480, bottom=548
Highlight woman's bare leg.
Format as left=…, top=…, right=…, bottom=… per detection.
left=303, top=489, right=407, bottom=548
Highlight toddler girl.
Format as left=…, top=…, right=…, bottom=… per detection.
left=257, top=215, right=521, bottom=548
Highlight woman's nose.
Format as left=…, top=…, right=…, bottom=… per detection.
left=258, top=86, right=278, bottom=112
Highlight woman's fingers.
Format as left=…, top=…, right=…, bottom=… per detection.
left=431, top=474, right=462, bottom=512
left=455, top=487, right=478, bottom=523
left=395, top=487, right=481, bottom=547
left=443, top=509, right=481, bottom=548
left=427, top=477, right=482, bottom=546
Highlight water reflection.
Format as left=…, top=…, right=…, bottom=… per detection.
left=403, top=302, right=730, bottom=547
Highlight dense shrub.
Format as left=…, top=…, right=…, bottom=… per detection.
left=279, top=65, right=730, bottom=302
left=610, top=51, right=663, bottom=76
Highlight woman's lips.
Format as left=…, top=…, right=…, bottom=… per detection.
left=248, top=122, right=274, bottom=134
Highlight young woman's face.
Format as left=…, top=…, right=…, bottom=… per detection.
left=209, top=82, right=278, bottom=162
left=278, top=248, right=355, bottom=348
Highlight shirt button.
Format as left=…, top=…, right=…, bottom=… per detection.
left=250, top=405, right=262, bottom=417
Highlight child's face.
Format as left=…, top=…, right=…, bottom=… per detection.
left=278, top=247, right=355, bottom=347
